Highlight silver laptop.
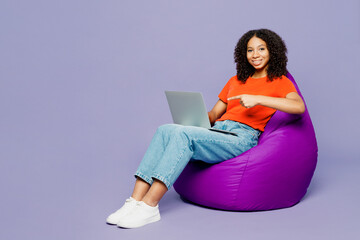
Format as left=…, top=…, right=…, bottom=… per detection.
left=165, top=91, right=237, bottom=136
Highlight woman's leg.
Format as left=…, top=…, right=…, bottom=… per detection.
left=106, top=125, right=173, bottom=226
left=108, top=125, right=180, bottom=227
left=131, top=178, right=167, bottom=207
left=113, top=179, right=167, bottom=228
left=131, top=178, right=151, bottom=201
left=134, top=124, right=180, bottom=187
left=132, top=121, right=259, bottom=205
left=135, top=124, right=194, bottom=189
left=141, top=179, right=167, bottom=207
left=141, top=122, right=259, bottom=190
left=113, top=122, right=259, bottom=228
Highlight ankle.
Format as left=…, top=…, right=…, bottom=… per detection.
left=141, top=197, right=158, bottom=207
left=130, top=195, right=142, bottom=202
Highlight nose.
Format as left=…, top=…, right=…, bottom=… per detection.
left=253, top=50, right=260, bottom=58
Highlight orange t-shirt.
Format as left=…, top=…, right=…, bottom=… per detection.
left=217, top=75, right=297, bottom=131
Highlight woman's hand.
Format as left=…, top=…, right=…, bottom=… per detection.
left=228, top=92, right=306, bottom=114
left=228, top=94, right=260, bottom=108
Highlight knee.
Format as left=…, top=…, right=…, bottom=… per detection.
left=157, top=124, right=190, bottom=138
left=156, top=124, right=181, bottom=135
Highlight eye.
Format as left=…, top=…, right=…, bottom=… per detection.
left=247, top=49, right=253, bottom=52
left=259, top=47, right=266, bottom=51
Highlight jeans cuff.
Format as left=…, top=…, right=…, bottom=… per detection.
left=134, top=171, right=154, bottom=185
left=152, top=173, right=172, bottom=190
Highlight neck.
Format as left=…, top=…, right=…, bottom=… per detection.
left=251, top=68, right=267, bottom=78
left=251, top=72, right=267, bottom=78
left=252, top=66, right=268, bottom=78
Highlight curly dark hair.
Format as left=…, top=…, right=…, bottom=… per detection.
left=234, top=29, right=288, bottom=83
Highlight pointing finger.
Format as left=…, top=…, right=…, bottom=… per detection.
left=228, top=95, right=241, bottom=101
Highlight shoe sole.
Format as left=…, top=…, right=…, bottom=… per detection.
left=106, top=219, right=118, bottom=225
left=117, top=214, right=161, bottom=229
left=106, top=215, right=127, bottom=225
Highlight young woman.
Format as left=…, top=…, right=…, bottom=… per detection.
left=106, top=29, right=305, bottom=228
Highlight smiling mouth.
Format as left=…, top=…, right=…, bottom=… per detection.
left=252, top=60, right=262, bottom=66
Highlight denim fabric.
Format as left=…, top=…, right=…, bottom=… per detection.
left=135, top=120, right=260, bottom=189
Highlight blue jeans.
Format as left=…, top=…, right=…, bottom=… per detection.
left=135, top=120, right=261, bottom=189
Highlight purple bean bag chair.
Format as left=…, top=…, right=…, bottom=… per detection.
left=173, top=73, right=318, bottom=211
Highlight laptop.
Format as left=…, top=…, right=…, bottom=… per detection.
left=165, top=91, right=238, bottom=136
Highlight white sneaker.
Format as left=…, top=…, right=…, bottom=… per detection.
left=117, top=201, right=161, bottom=228
left=106, top=197, right=138, bottom=225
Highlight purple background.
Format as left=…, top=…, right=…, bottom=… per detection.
left=1, top=0, right=359, bottom=239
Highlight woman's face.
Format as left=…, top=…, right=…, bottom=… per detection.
left=246, top=36, right=270, bottom=76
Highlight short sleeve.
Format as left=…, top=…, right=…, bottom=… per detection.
left=279, top=77, right=298, bottom=97
left=218, top=78, right=233, bottom=103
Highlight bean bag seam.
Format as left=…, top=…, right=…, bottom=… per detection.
left=232, top=151, right=251, bottom=208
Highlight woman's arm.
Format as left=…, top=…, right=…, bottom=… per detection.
left=208, top=100, right=227, bottom=125
left=227, top=92, right=306, bottom=114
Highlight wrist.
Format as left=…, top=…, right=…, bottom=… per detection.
left=256, top=95, right=266, bottom=106
left=208, top=112, right=214, bottom=123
